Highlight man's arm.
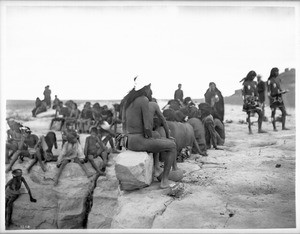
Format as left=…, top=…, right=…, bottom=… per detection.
left=5, top=179, right=13, bottom=189
left=140, top=97, right=152, bottom=138
left=83, top=137, right=89, bottom=157
left=21, top=177, right=36, bottom=202
left=154, top=104, right=170, bottom=138
left=121, top=104, right=127, bottom=133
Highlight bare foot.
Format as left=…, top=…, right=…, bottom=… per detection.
left=160, top=180, right=176, bottom=189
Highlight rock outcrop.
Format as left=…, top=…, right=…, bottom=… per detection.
left=115, top=151, right=154, bottom=191
left=87, top=165, right=120, bottom=229
left=5, top=157, right=100, bottom=229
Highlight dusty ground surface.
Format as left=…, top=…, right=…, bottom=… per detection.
left=3, top=104, right=297, bottom=232
left=150, top=105, right=296, bottom=229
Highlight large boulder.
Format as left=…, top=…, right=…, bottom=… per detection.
left=115, top=151, right=154, bottom=191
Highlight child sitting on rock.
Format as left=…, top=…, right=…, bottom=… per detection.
left=54, top=129, right=93, bottom=186
left=5, top=169, right=37, bottom=228
left=84, top=127, right=108, bottom=175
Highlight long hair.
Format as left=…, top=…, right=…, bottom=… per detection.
left=268, top=67, right=279, bottom=80
left=240, top=70, right=256, bottom=84
left=121, top=84, right=150, bottom=112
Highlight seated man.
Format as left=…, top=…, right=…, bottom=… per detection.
left=34, top=100, right=47, bottom=116
left=50, top=101, right=68, bottom=131
left=27, top=131, right=58, bottom=173
left=54, top=129, right=93, bottom=186
left=32, top=97, right=42, bottom=117
left=6, top=118, right=23, bottom=164
left=65, top=102, right=81, bottom=130
left=78, top=102, right=94, bottom=133
left=5, top=127, right=44, bottom=173
left=61, top=122, right=79, bottom=147
left=121, top=76, right=177, bottom=189
left=84, top=127, right=108, bottom=175
left=5, top=169, right=37, bottom=228
left=98, top=122, right=121, bottom=154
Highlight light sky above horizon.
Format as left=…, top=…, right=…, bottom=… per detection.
left=1, top=1, right=299, bottom=101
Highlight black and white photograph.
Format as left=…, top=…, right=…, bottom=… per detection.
left=1, top=0, right=299, bottom=233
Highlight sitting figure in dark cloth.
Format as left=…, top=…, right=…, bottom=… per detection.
left=204, top=82, right=224, bottom=122
left=32, top=97, right=42, bottom=117
left=241, top=70, right=267, bottom=134
left=84, top=127, right=107, bottom=175
left=198, top=103, right=224, bottom=150
left=5, top=169, right=37, bottom=228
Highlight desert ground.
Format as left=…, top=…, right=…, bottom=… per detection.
left=3, top=103, right=297, bottom=232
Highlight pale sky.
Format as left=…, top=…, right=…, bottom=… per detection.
left=1, top=1, right=299, bottom=101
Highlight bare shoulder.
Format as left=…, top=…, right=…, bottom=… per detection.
left=135, top=96, right=149, bottom=104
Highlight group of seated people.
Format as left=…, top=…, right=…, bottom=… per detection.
left=7, top=95, right=225, bottom=185
left=50, top=100, right=120, bottom=133
left=5, top=117, right=118, bottom=186
left=161, top=96, right=225, bottom=155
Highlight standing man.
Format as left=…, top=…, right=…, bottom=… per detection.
left=122, top=76, right=177, bottom=189
left=174, top=83, right=184, bottom=103
left=241, top=70, right=267, bottom=134
left=267, top=67, right=289, bottom=131
left=204, top=82, right=224, bottom=122
left=257, top=75, right=266, bottom=121
left=43, top=85, right=52, bottom=108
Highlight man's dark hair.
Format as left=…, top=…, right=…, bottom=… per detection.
left=122, top=84, right=151, bottom=111
left=90, top=127, right=98, bottom=134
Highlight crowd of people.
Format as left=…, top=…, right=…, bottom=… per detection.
left=5, top=66, right=290, bottom=227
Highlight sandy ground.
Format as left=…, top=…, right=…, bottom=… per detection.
left=3, top=104, right=297, bottom=232
left=158, top=104, right=297, bottom=229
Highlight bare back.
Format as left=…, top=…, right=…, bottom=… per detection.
left=125, top=96, right=151, bottom=134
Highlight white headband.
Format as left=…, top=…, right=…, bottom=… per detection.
left=134, top=75, right=151, bottom=91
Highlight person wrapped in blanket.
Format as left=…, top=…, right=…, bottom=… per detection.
left=240, top=70, right=267, bottom=134
left=267, top=67, right=289, bottom=131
